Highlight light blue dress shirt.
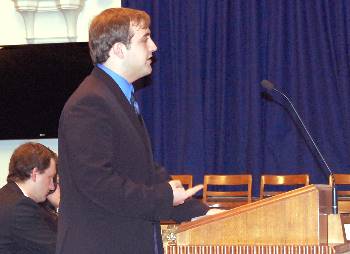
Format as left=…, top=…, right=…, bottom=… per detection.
left=97, top=63, right=134, bottom=103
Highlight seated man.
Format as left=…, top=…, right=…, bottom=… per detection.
left=0, top=142, right=58, bottom=254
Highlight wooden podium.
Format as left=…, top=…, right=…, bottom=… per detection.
left=166, top=185, right=348, bottom=254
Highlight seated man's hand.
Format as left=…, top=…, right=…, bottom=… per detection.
left=47, top=184, right=60, bottom=209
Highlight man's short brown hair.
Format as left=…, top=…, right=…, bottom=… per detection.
left=7, top=142, right=57, bottom=182
left=89, top=7, right=150, bottom=64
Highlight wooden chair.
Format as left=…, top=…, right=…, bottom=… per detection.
left=329, top=174, right=350, bottom=214
left=203, top=174, right=252, bottom=209
left=171, top=174, right=193, bottom=188
left=259, top=174, right=310, bottom=199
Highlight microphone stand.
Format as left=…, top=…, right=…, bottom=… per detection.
left=263, top=81, right=338, bottom=214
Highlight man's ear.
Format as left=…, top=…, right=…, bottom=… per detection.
left=110, top=42, right=126, bottom=59
left=30, top=168, right=39, bottom=182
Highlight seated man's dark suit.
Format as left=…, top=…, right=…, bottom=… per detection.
left=0, top=182, right=56, bottom=254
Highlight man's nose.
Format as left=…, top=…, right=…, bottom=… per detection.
left=149, top=38, right=157, bottom=52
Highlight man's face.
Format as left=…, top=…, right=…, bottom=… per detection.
left=32, top=158, right=56, bottom=203
left=122, top=24, right=157, bottom=82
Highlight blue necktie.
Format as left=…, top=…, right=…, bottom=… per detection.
left=130, top=91, right=140, bottom=115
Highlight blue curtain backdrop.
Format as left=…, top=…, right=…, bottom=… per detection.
left=122, top=0, right=350, bottom=195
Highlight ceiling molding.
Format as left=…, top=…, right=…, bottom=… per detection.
left=12, top=0, right=85, bottom=43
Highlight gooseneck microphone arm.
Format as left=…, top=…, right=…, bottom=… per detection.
left=261, top=79, right=338, bottom=214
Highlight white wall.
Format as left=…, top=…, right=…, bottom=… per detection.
left=0, top=0, right=121, bottom=187
left=0, top=0, right=121, bottom=45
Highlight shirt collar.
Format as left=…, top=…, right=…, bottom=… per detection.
left=97, top=63, right=134, bottom=102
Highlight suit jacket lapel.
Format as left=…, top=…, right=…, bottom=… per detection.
left=91, top=67, right=153, bottom=152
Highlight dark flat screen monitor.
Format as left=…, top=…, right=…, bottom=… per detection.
left=0, top=42, right=93, bottom=140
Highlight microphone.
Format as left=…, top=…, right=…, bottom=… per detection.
left=261, top=79, right=338, bottom=214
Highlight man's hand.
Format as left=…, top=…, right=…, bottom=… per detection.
left=47, top=184, right=60, bottom=209
left=168, top=180, right=203, bottom=206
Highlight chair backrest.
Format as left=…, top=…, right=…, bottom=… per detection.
left=260, top=174, right=310, bottom=199
left=329, top=174, right=350, bottom=197
left=171, top=174, right=193, bottom=188
left=203, top=174, right=252, bottom=204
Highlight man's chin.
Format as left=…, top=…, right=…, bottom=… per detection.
left=147, top=66, right=154, bottom=75
left=145, top=64, right=152, bottom=72
left=133, top=68, right=153, bottom=82
left=141, top=68, right=153, bottom=78
left=34, top=197, right=46, bottom=204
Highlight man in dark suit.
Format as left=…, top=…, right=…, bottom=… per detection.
left=0, top=142, right=59, bottom=254
left=56, top=7, right=215, bottom=254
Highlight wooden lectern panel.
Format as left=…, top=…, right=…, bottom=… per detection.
left=176, top=185, right=333, bottom=246
left=166, top=244, right=336, bottom=254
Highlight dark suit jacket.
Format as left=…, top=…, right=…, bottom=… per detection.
left=0, top=182, right=56, bottom=254
left=56, top=67, right=208, bottom=254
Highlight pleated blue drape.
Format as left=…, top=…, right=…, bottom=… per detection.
left=122, top=0, right=350, bottom=195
